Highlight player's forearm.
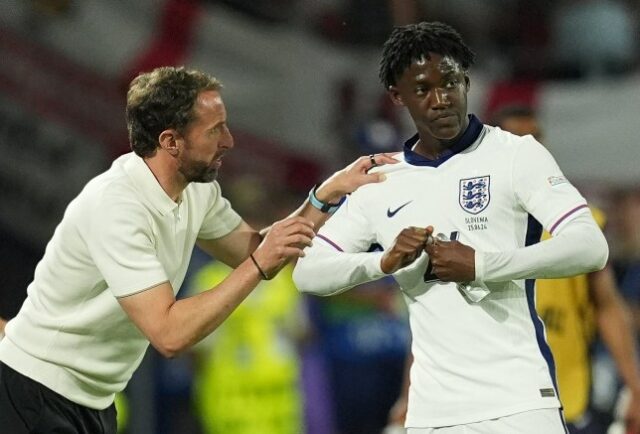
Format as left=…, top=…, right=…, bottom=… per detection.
left=159, top=260, right=262, bottom=357
left=293, top=244, right=386, bottom=295
left=475, top=212, right=608, bottom=283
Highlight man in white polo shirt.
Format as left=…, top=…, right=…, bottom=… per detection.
left=293, top=22, right=609, bottom=434
left=0, top=66, right=395, bottom=434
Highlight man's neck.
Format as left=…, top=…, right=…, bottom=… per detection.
left=414, top=116, right=471, bottom=160
left=143, top=153, right=186, bottom=203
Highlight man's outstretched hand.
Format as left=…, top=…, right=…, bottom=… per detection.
left=316, top=153, right=399, bottom=203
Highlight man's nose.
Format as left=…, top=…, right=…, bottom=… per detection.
left=432, top=88, right=450, bottom=108
left=222, top=126, right=234, bottom=149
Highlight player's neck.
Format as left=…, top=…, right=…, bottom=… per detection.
left=414, top=119, right=470, bottom=160
left=414, top=135, right=465, bottom=160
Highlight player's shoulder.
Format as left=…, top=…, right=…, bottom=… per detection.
left=74, top=155, right=150, bottom=221
left=485, top=125, right=540, bottom=148
left=483, top=125, right=548, bottom=162
left=367, top=151, right=409, bottom=176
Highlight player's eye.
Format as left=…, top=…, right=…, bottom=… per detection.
left=445, top=79, right=458, bottom=89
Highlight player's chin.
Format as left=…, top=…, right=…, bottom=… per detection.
left=431, top=126, right=461, bottom=141
left=191, top=168, right=218, bottom=183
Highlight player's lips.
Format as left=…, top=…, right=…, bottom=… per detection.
left=432, top=112, right=457, bottom=122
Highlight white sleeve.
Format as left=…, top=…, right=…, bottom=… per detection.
left=473, top=139, right=608, bottom=283
left=513, top=137, right=587, bottom=233
left=292, top=193, right=386, bottom=295
left=475, top=210, right=608, bottom=282
left=198, top=181, right=243, bottom=240
left=293, top=243, right=386, bottom=295
left=87, top=195, right=168, bottom=297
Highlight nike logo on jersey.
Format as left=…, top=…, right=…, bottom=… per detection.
left=387, top=201, right=412, bottom=218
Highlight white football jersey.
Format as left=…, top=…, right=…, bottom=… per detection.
left=313, top=115, right=588, bottom=427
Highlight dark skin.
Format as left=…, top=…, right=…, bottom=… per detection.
left=380, top=53, right=475, bottom=282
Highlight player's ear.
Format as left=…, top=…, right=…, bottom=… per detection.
left=464, top=75, right=470, bottom=91
left=159, top=129, right=180, bottom=156
left=388, top=86, right=404, bottom=106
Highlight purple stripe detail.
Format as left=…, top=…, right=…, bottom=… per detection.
left=549, top=204, right=588, bottom=234
left=316, top=234, right=343, bottom=252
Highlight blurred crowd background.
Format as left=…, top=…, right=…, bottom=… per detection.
left=0, top=1, right=639, bottom=433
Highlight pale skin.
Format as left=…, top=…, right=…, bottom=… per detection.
left=118, top=89, right=398, bottom=358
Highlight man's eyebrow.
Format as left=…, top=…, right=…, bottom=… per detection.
left=209, top=121, right=226, bottom=130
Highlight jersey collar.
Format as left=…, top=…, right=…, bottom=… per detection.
left=123, top=153, right=179, bottom=216
left=403, top=114, right=483, bottom=167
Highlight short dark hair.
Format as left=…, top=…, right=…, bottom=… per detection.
left=126, top=66, right=223, bottom=157
left=490, top=105, right=537, bottom=127
left=379, top=21, right=475, bottom=89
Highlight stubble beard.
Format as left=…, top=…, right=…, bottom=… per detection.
left=180, top=158, right=218, bottom=183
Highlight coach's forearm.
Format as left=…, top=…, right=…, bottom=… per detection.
left=160, top=260, right=262, bottom=357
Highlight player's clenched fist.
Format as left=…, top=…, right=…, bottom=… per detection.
left=381, top=226, right=434, bottom=274
left=252, top=216, right=316, bottom=278
left=424, top=238, right=476, bottom=282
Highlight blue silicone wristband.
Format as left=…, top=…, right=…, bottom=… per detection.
left=309, top=185, right=346, bottom=214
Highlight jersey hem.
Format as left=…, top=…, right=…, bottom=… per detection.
left=405, top=400, right=561, bottom=428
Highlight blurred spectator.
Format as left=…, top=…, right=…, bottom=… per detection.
left=30, top=0, right=72, bottom=15
left=592, top=189, right=640, bottom=426
left=311, top=0, right=393, bottom=45
left=182, top=176, right=307, bottom=434
left=492, top=105, right=640, bottom=434
left=549, top=0, right=638, bottom=79
left=189, top=262, right=306, bottom=434
left=310, top=275, right=409, bottom=434
left=388, top=0, right=518, bottom=74
left=213, top=0, right=298, bottom=24
left=612, top=189, right=640, bottom=344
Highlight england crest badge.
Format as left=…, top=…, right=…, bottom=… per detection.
left=459, top=176, right=490, bottom=214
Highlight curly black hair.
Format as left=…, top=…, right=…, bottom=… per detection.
left=126, top=66, right=222, bottom=157
left=379, top=22, right=476, bottom=89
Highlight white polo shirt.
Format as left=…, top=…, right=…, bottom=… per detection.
left=294, top=115, right=595, bottom=427
left=0, top=152, right=241, bottom=409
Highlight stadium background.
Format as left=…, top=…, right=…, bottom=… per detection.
left=0, top=1, right=638, bottom=433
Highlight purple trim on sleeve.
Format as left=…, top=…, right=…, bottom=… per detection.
left=549, top=204, right=589, bottom=234
left=316, top=234, right=344, bottom=252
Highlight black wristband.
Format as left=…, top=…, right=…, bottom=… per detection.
left=249, top=253, right=270, bottom=280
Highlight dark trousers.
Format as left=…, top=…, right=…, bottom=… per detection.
left=0, top=362, right=117, bottom=434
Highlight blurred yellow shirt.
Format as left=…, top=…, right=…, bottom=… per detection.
left=189, top=262, right=304, bottom=434
left=536, top=207, right=606, bottom=422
